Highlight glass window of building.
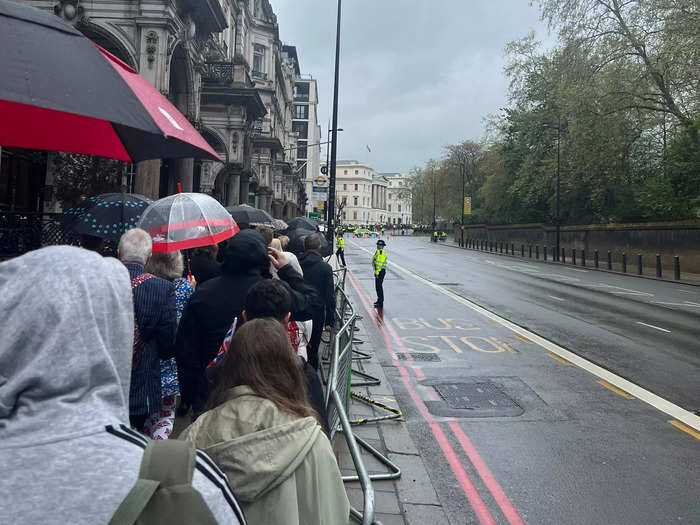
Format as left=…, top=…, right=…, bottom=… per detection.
left=354, top=184, right=358, bottom=191
left=353, top=196, right=358, bottom=206
left=294, top=105, right=308, bottom=119
left=253, top=44, right=266, bottom=75
left=292, top=121, right=308, bottom=138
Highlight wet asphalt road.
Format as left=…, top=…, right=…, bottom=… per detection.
left=342, top=236, right=700, bottom=525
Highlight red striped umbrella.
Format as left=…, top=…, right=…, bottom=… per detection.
left=136, top=193, right=239, bottom=252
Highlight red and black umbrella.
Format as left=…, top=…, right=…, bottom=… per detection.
left=0, top=0, right=220, bottom=163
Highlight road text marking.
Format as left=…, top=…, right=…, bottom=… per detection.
left=636, top=321, right=671, bottom=333
left=597, top=380, right=635, bottom=399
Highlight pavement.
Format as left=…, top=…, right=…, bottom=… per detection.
left=334, top=235, right=699, bottom=525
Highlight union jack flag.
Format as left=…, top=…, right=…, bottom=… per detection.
left=208, top=317, right=237, bottom=368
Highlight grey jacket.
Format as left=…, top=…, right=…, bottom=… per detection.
left=0, top=246, right=244, bottom=524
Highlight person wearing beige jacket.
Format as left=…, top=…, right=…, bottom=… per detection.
left=180, top=318, right=349, bottom=525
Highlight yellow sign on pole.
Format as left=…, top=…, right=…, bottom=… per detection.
left=464, top=196, right=472, bottom=215
left=317, top=200, right=325, bottom=210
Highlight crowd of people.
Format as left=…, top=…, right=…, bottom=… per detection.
left=0, top=224, right=349, bottom=524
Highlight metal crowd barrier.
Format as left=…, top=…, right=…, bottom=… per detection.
left=323, top=266, right=402, bottom=525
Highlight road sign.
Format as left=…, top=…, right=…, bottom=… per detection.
left=320, top=166, right=328, bottom=175
left=464, top=196, right=472, bottom=215
left=314, top=174, right=327, bottom=187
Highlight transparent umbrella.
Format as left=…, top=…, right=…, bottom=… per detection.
left=136, top=193, right=239, bottom=252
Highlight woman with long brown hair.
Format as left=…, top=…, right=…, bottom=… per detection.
left=180, top=318, right=350, bottom=525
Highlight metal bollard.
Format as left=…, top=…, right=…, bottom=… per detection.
left=544, top=246, right=548, bottom=261
left=511, top=243, right=515, bottom=256
left=500, top=242, right=503, bottom=253
left=594, top=250, right=599, bottom=268
left=674, top=256, right=680, bottom=280
left=529, top=245, right=532, bottom=258
left=622, top=253, right=627, bottom=273
left=536, top=245, right=539, bottom=259
left=572, top=249, right=577, bottom=265
left=637, top=254, right=642, bottom=275
left=561, top=247, right=566, bottom=263
left=656, top=254, right=662, bottom=278
left=607, top=250, right=612, bottom=270
left=581, top=249, right=586, bottom=267
left=521, top=244, right=525, bottom=257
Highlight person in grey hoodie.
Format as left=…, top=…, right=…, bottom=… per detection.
left=0, top=246, right=245, bottom=525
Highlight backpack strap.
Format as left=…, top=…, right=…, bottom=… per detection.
left=108, top=440, right=196, bottom=525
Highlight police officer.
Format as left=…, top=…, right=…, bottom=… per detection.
left=372, top=239, right=387, bottom=309
left=335, top=232, right=346, bottom=266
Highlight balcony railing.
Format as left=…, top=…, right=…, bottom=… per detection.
left=203, top=61, right=235, bottom=83
left=252, top=70, right=268, bottom=80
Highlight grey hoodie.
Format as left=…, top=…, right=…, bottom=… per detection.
left=0, top=246, right=244, bottom=524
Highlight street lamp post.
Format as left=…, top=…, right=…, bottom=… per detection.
left=460, top=161, right=465, bottom=248
left=555, top=116, right=561, bottom=261
left=432, top=170, right=437, bottom=233
left=326, top=0, right=342, bottom=243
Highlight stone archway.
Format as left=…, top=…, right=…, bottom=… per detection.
left=78, top=22, right=137, bottom=69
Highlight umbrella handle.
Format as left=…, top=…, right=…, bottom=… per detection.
left=177, top=182, right=182, bottom=193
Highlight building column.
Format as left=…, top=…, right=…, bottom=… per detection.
left=227, top=173, right=241, bottom=205
left=240, top=176, right=250, bottom=205
left=135, top=160, right=161, bottom=199
left=174, top=158, right=194, bottom=192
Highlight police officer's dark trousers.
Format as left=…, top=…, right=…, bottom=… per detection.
left=336, top=248, right=346, bottom=266
left=375, top=269, right=386, bottom=306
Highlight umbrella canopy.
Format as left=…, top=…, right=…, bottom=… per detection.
left=286, top=217, right=319, bottom=232
left=225, top=204, right=274, bottom=226
left=137, top=193, right=238, bottom=252
left=270, top=218, right=289, bottom=232
left=62, top=192, right=152, bottom=240
left=0, top=0, right=220, bottom=163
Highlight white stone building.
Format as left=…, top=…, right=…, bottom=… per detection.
left=288, top=66, right=320, bottom=217
left=382, top=172, right=413, bottom=226
left=328, top=160, right=391, bottom=226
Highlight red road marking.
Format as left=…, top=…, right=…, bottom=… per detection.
left=347, top=271, right=497, bottom=525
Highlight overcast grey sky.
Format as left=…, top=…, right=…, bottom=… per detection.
left=273, top=1, right=550, bottom=174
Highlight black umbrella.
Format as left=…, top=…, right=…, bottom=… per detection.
left=62, top=193, right=152, bottom=240
left=0, top=0, right=219, bottom=163
left=225, top=205, right=274, bottom=226
left=286, top=217, right=319, bottom=232
left=286, top=228, right=330, bottom=256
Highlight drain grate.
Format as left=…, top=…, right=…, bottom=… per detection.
left=395, top=352, right=441, bottom=362
left=434, top=382, right=519, bottom=410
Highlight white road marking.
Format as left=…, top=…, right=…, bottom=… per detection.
left=636, top=321, right=672, bottom=333
left=548, top=295, right=565, bottom=301
left=565, top=267, right=589, bottom=273
left=350, top=240, right=700, bottom=432
left=651, top=301, right=700, bottom=308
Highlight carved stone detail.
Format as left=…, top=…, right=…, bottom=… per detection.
left=145, top=31, right=159, bottom=69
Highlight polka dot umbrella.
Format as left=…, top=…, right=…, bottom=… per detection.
left=61, top=193, right=152, bottom=241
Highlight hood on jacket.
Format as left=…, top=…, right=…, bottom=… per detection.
left=222, top=230, right=272, bottom=278
left=0, top=246, right=133, bottom=447
left=181, top=386, right=321, bottom=502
